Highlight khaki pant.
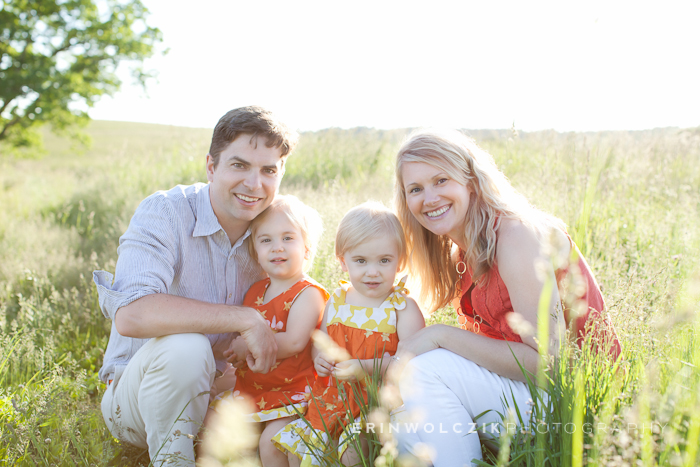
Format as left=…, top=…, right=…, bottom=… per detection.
left=101, top=333, right=216, bottom=466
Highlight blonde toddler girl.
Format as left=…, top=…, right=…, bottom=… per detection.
left=210, top=195, right=329, bottom=467
left=272, top=201, right=425, bottom=467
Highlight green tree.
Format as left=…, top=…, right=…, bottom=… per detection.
left=0, top=0, right=162, bottom=152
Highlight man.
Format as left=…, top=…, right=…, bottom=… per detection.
left=93, top=106, right=298, bottom=465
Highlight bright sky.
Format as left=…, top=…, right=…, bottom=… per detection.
left=89, top=0, right=700, bottom=132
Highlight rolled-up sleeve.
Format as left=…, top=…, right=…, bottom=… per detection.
left=93, top=194, right=179, bottom=320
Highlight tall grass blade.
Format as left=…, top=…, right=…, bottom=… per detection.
left=571, top=369, right=584, bottom=467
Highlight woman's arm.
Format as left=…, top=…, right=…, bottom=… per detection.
left=497, top=219, right=567, bottom=357
left=395, top=219, right=566, bottom=383
left=396, top=324, right=540, bottom=382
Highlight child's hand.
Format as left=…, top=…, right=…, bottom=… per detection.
left=223, top=336, right=249, bottom=368
left=314, top=353, right=336, bottom=378
left=332, top=360, right=366, bottom=382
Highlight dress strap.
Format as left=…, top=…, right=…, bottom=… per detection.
left=330, top=281, right=350, bottom=307
left=388, top=275, right=409, bottom=310
left=289, top=278, right=330, bottom=306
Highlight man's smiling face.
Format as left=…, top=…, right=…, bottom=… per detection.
left=206, top=134, right=285, bottom=238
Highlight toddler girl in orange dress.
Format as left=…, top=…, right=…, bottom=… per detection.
left=210, top=195, right=329, bottom=467
left=272, top=201, right=425, bottom=467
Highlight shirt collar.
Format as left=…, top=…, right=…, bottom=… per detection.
left=193, top=184, right=225, bottom=238
left=231, top=227, right=253, bottom=250
left=192, top=184, right=253, bottom=247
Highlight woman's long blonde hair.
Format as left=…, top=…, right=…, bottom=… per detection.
left=395, top=128, right=565, bottom=312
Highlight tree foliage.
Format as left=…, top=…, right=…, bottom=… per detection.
left=0, top=0, right=162, bottom=151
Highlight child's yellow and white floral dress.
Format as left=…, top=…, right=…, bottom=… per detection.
left=272, top=276, right=408, bottom=466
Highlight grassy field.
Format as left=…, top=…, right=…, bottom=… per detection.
left=1, top=121, right=699, bottom=466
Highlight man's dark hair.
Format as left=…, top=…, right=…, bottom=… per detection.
left=208, top=106, right=299, bottom=168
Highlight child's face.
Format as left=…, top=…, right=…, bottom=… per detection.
left=253, top=210, right=309, bottom=281
left=339, top=236, right=401, bottom=302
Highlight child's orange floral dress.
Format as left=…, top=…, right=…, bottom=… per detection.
left=210, top=277, right=329, bottom=422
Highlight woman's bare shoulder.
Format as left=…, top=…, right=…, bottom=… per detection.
left=497, top=218, right=537, bottom=246
left=496, top=217, right=570, bottom=263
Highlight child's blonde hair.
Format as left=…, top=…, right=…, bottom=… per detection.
left=335, top=201, right=407, bottom=271
left=249, top=195, right=323, bottom=272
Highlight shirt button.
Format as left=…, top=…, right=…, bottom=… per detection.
left=228, top=293, right=232, bottom=298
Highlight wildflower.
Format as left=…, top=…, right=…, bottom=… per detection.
left=202, top=398, right=257, bottom=462
left=380, top=438, right=399, bottom=458
left=506, top=313, right=534, bottom=338
left=413, top=442, right=435, bottom=464
left=312, top=330, right=351, bottom=362
left=379, top=384, right=403, bottom=410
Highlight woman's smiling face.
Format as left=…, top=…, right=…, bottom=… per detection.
left=401, top=161, right=472, bottom=244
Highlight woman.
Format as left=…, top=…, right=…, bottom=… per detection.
left=391, top=129, right=621, bottom=466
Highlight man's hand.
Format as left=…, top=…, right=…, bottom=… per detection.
left=239, top=307, right=277, bottom=373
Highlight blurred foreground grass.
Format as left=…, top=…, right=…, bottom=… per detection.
left=1, top=121, right=699, bottom=465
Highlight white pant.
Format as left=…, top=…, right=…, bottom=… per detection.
left=393, top=349, right=533, bottom=467
left=101, top=333, right=216, bottom=466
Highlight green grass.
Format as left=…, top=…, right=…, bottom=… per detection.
left=1, top=121, right=700, bottom=466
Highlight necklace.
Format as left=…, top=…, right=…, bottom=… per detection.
left=455, top=258, right=484, bottom=334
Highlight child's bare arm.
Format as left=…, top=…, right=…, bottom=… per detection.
left=396, top=297, right=426, bottom=340
left=274, top=286, right=326, bottom=359
left=312, top=301, right=336, bottom=377
left=388, top=297, right=426, bottom=372
left=334, top=296, right=425, bottom=381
